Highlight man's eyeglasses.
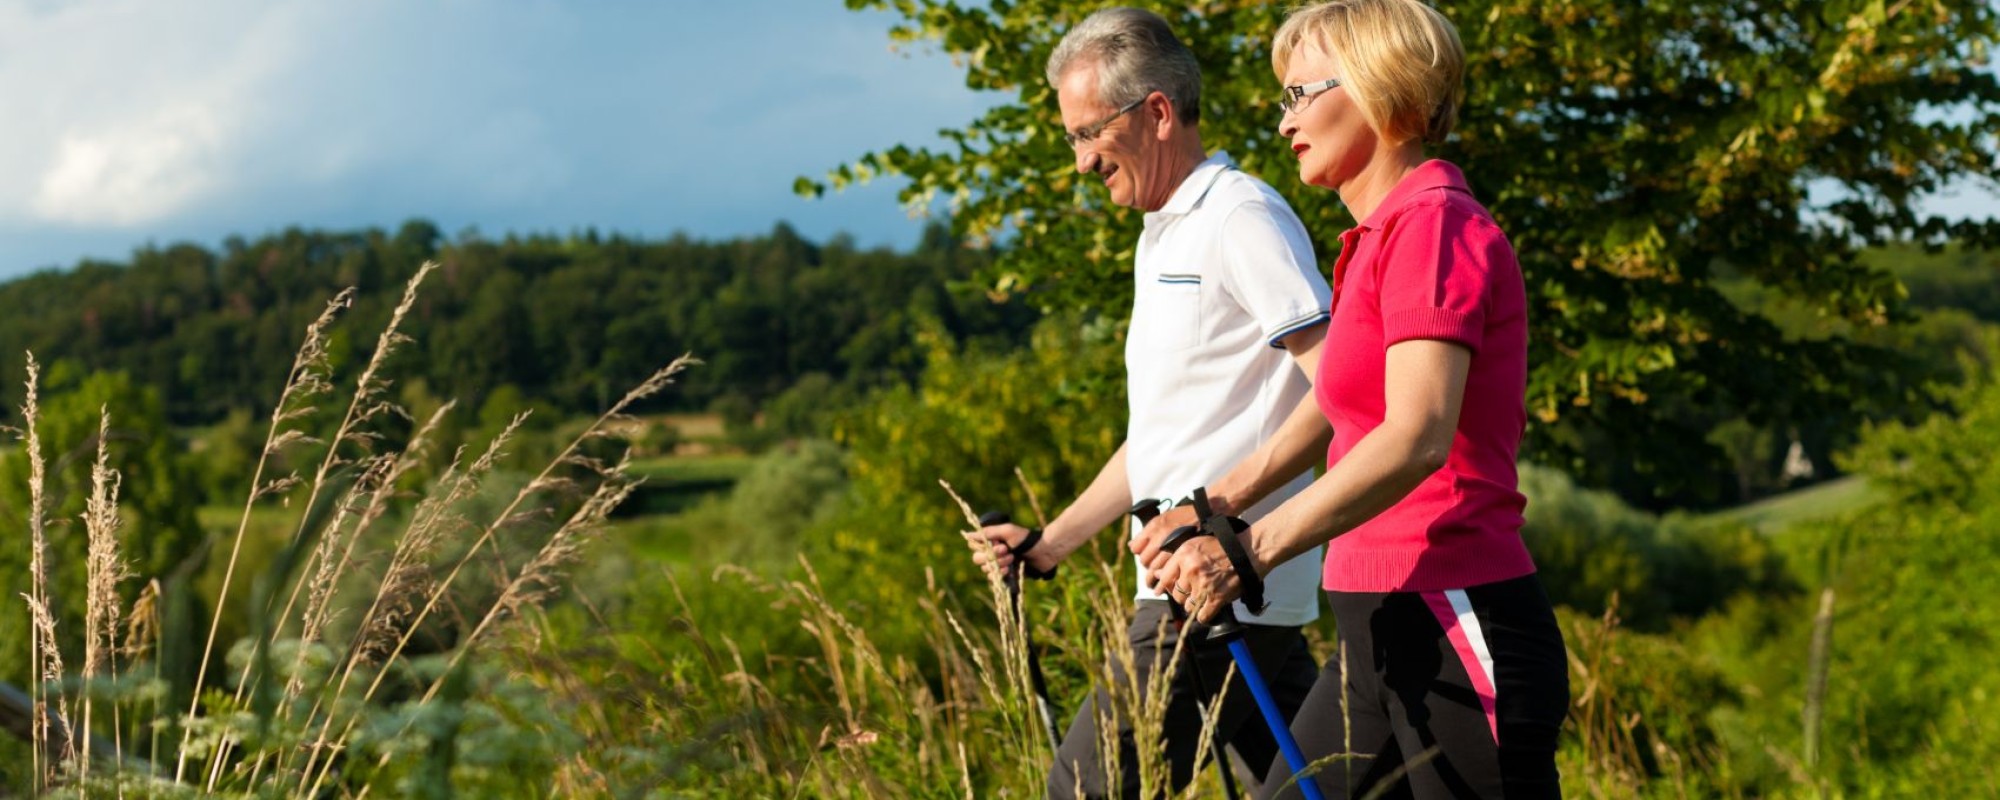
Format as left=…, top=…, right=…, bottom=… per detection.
left=1279, top=77, right=1343, bottom=115
left=1064, top=98, right=1146, bottom=147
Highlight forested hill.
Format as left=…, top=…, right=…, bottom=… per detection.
left=0, top=220, right=1035, bottom=424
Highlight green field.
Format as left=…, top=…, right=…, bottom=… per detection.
left=623, top=453, right=757, bottom=517
left=1705, top=474, right=1877, bottom=534
left=626, top=452, right=756, bottom=483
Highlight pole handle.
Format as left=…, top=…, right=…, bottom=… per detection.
left=977, top=510, right=1056, bottom=580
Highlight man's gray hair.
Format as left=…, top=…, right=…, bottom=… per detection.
left=1045, top=7, right=1202, bottom=124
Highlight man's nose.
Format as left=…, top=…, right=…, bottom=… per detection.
left=1075, top=147, right=1099, bottom=175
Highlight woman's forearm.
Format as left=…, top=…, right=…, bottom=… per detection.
left=1245, top=417, right=1441, bottom=573
left=1246, top=339, right=1471, bottom=575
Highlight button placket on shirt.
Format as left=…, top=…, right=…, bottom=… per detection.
left=1330, top=226, right=1367, bottom=308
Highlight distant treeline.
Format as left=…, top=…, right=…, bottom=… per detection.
left=0, top=220, right=1036, bottom=425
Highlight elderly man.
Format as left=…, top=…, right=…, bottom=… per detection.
left=972, top=7, right=1336, bottom=798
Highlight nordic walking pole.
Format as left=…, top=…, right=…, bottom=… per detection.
left=978, top=510, right=1063, bottom=753
left=1131, top=499, right=1243, bottom=799
left=1160, top=488, right=1327, bottom=800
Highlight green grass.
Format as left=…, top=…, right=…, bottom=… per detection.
left=626, top=453, right=755, bottom=483
left=608, top=513, right=709, bottom=562
left=1703, top=474, right=1877, bottom=534
left=644, top=411, right=728, bottom=441
left=621, top=453, right=757, bottom=517
left=195, top=503, right=301, bottom=532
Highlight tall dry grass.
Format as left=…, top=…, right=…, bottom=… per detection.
left=10, top=262, right=695, bottom=797
left=78, top=407, right=128, bottom=787
left=497, top=472, right=1252, bottom=798
left=6, top=264, right=1731, bottom=798
left=554, top=478, right=1709, bottom=798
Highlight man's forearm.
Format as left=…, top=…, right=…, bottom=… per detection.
left=1039, top=443, right=1134, bottom=561
left=1208, top=325, right=1330, bottom=516
left=1207, top=394, right=1331, bottom=516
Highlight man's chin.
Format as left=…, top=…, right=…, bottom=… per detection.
left=1108, top=185, right=1136, bottom=209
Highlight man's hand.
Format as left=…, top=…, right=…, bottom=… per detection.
left=1130, top=502, right=1198, bottom=575
left=1151, top=537, right=1246, bottom=623
left=971, top=522, right=1062, bottom=578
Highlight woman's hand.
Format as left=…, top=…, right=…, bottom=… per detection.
left=1150, top=537, right=1245, bottom=623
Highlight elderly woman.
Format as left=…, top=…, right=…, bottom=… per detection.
left=1149, top=1, right=1570, bottom=797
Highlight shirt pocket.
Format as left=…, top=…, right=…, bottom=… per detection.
left=1139, top=274, right=1204, bottom=352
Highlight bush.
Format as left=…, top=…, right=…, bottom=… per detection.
left=812, top=315, right=1126, bottom=651
left=1520, top=464, right=1792, bottom=631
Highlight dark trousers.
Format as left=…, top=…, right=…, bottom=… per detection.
left=1261, top=575, right=1570, bottom=799
left=1048, top=600, right=1319, bottom=799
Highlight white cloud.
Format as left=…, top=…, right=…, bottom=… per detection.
left=33, top=103, right=227, bottom=225
left=0, top=0, right=294, bottom=225
left=0, top=0, right=580, bottom=228
left=0, top=0, right=993, bottom=274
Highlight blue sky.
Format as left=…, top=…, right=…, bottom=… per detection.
left=0, top=0, right=996, bottom=278
left=1, top=1, right=1993, bottom=281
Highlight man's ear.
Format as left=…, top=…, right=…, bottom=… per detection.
left=1148, top=91, right=1176, bottom=141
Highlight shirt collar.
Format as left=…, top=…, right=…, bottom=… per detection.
left=1359, top=159, right=1471, bottom=230
left=1151, top=151, right=1235, bottom=218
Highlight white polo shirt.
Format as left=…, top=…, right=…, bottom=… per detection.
left=1125, top=152, right=1331, bottom=627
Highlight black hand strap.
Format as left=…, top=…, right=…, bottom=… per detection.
left=1190, top=488, right=1266, bottom=614
left=1015, top=525, right=1044, bottom=554
left=1016, top=527, right=1056, bottom=581
left=1128, top=498, right=1164, bottom=525
left=980, top=510, right=1057, bottom=581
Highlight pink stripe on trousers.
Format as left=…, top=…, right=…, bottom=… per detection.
left=1422, top=591, right=1499, bottom=743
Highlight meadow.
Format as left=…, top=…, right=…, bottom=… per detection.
left=10, top=0, right=1999, bottom=792
left=4, top=252, right=1996, bottom=797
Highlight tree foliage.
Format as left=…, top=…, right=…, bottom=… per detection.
left=820, top=315, right=1127, bottom=635
left=0, top=221, right=1034, bottom=429
left=813, top=0, right=2000, bottom=502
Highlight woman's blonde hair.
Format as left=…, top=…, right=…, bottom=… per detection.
left=1271, top=0, right=1465, bottom=145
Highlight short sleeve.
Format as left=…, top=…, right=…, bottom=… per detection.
left=1375, top=194, right=1503, bottom=352
left=1216, top=200, right=1332, bottom=349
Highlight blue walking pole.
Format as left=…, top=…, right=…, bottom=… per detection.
left=1156, top=489, right=1326, bottom=800
left=1221, top=637, right=1320, bottom=800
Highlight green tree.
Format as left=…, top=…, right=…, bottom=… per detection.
left=194, top=407, right=262, bottom=503
left=0, top=220, right=1026, bottom=443
left=818, top=316, right=1127, bottom=634
left=0, top=365, right=204, bottom=686
left=811, top=0, right=2000, bottom=502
